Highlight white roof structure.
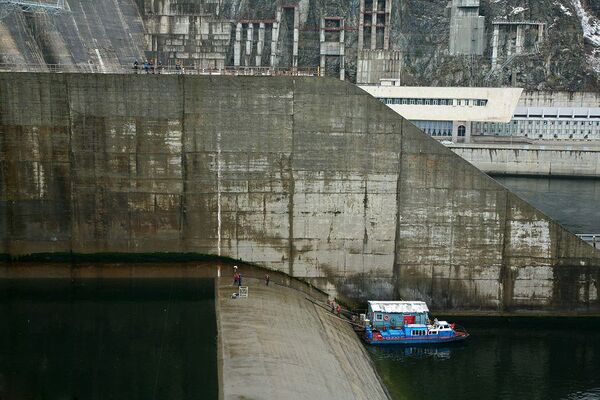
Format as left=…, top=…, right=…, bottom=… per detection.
left=368, top=301, right=429, bottom=314
left=358, top=83, right=523, bottom=123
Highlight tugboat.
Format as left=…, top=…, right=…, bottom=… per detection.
left=361, top=301, right=469, bottom=345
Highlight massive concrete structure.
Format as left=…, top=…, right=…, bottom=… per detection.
left=447, top=0, right=485, bottom=56
left=448, top=142, right=600, bottom=178
left=140, top=0, right=232, bottom=69
left=1, top=73, right=599, bottom=313
left=0, top=0, right=146, bottom=71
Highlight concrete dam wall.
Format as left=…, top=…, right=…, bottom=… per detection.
left=449, top=143, right=600, bottom=178
left=1, top=73, right=599, bottom=313
left=0, top=0, right=146, bottom=71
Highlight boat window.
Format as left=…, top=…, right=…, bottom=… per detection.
left=375, top=313, right=383, bottom=321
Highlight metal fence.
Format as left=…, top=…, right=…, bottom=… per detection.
left=577, top=234, right=600, bottom=249
left=0, top=62, right=318, bottom=77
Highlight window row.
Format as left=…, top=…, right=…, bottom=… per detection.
left=379, top=98, right=488, bottom=107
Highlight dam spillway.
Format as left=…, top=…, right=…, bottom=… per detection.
left=0, top=72, right=599, bottom=314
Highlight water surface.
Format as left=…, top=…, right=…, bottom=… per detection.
left=493, top=176, right=600, bottom=234
left=369, top=319, right=600, bottom=400
left=0, top=279, right=217, bottom=400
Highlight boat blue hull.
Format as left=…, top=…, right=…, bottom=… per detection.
left=365, top=333, right=469, bottom=345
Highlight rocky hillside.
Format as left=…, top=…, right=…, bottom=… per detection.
left=0, top=0, right=598, bottom=90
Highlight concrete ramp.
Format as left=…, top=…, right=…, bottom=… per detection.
left=217, top=277, right=389, bottom=400
left=0, top=73, right=598, bottom=313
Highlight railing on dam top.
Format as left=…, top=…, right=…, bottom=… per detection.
left=577, top=234, right=600, bottom=249
left=0, top=62, right=318, bottom=77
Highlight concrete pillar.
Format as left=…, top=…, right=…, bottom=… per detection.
left=491, top=24, right=499, bottom=67
left=371, top=0, right=378, bottom=50
left=256, top=23, right=265, bottom=67
left=271, top=8, right=282, bottom=67
left=244, top=23, right=253, bottom=67
left=384, top=0, right=392, bottom=50
left=319, top=18, right=326, bottom=77
left=358, top=0, right=365, bottom=51
left=339, top=19, right=345, bottom=80
left=465, top=122, right=472, bottom=144
left=234, top=22, right=242, bottom=67
left=516, top=25, right=524, bottom=54
left=293, top=6, right=299, bottom=70
left=452, top=121, right=459, bottom=143
left=538, top=23, right=545, bottom=43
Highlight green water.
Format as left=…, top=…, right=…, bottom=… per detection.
left=0, top=279, right=218, bottom=400
left=369, top=318, right=600, bottom=400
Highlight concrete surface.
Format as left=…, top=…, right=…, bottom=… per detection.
left=448, top=142, right=600, bottom=177
left=0, top=73, right=599, bottom=314
left=0, top=0, right=146, bottom=71
left=217, top=276, right=390, bottom=400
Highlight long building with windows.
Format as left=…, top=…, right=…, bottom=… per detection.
left=359, top=80, right=523, bottom=142
left=474, top=106, right=600, bottom=140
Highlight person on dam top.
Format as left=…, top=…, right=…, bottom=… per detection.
left=265, top=274, right=270, bottom=286
left=133, top=60, right=139, bottom=73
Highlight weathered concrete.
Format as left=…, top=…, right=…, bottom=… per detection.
left=448, top=143, right=600, bottom=177
left=0, top=73, right=599, bottom=314
left=0, top=0, right=146, bottom=71
left=217, top=276, right=389, bottom=400
left=447, top=0, right=485, bottom=56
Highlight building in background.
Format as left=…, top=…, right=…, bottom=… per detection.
left=474, top=91, right=600, bottom=140
left=361, top=81, right=600, bottom=142
left=359, top=79, right=522, bottom=143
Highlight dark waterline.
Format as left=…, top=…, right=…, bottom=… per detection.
left=492, top=176, right=600, bottom=234
left=0, top=279, right=218, bottom=400
left=369, top=318, right=600, bottom=400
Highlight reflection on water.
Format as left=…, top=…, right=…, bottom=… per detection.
left=372, top=344, right=456, bottom=361
left=0, top=279, right=217, bottom=400
left=369, top=321, right=600, bottom=400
